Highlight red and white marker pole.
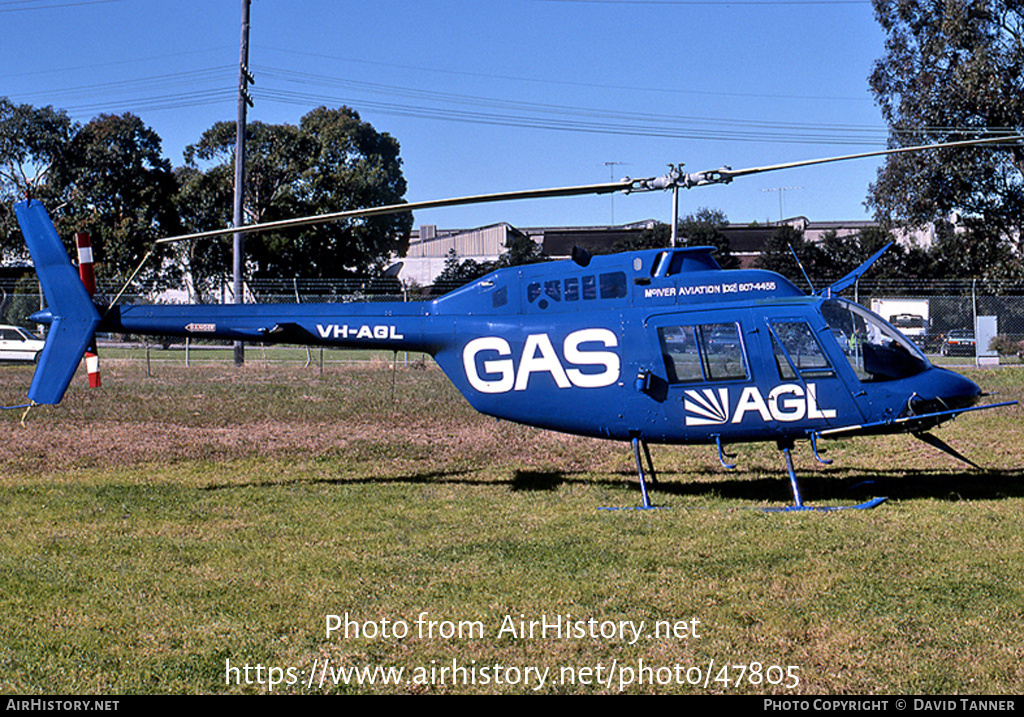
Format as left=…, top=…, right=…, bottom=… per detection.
left=76, top=232, right=101, bottom=388
left=75, top=232, right=97, bottom=295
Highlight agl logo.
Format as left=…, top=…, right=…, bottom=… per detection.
left=684, top=384, right=837, bottom=426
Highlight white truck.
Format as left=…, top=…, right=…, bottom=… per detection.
left=870, top=299, right=931, bottom=350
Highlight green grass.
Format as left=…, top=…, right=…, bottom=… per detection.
left=1, top=362, right=1022, bottom=694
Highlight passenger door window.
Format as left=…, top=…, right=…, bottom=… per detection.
left=658, top=322, right=748, bottom=383
left=769, top=321, right=834, bottom=379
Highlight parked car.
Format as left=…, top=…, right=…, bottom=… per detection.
left=0, top=325, right=46, bottom=362
left=940, top=329, right=976, bottom=356
left=705, top=325, right=742, bottom=353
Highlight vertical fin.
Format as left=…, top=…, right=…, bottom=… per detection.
left=15, top=200, right=101, bottom=405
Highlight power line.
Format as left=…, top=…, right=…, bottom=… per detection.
left=15, top=62, right=1012, bottom=149
left=0, top=48, right=234, bottom=81
left=260, top=45, right=874, bottom=104
left=0, top=0, right=119, bottom=12
left=534, top=0, right=870, bottom=4
left=254, top=65, right=879, bottom=132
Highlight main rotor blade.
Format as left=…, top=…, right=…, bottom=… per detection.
left=155, top=179, right=631, bottom=245
left=155, top=133, right=1023, bottom=245
left=687, top=133, right=1024, bottom=186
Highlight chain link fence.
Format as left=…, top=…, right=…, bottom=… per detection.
left=3, top=276, right=1023, bottom=366
left=852, top=280, right=1024, bottom=365
left=0, top=276, right=459, bottom=367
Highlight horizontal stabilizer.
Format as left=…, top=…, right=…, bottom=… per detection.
left=15, top=200, right=101, bottom=405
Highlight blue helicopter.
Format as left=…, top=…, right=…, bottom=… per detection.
left=12, top=137, right=1020, bottom=511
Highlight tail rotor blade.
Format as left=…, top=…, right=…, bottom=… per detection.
left=84, top=346, right=101, bottom=388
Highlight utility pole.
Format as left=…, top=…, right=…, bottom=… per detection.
left=233, top=0, right=254, bottom=366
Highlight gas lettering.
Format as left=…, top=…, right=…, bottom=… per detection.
left=463, top=328, right=619, bottom=394
left=685, top=384, right=837, bottom=426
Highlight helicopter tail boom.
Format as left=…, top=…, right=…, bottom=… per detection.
left=97, top=301, right=441, bottom=355
left=14, top=200, right=447, bottom=405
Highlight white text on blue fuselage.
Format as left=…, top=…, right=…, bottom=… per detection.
left=316, top=324, right=404, bottom=341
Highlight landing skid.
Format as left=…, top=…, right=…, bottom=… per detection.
left=631, top=436, right=659, bottom=510
left=602, top=438, right=886, bottom=512
left=599, top=437, right=664, bottom=510
left=763, top=496, right=888, bottom=513
left=773, top=442, right=886, bottom=512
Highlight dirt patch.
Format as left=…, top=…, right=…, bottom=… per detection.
left=4, top=411, right=613, bottom=479
left=2, top=362, right=633, bottom=480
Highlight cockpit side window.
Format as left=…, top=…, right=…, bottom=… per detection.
left=599, top=272, right=627, bottom=299
left=703, top=323, right=746, bottom=380
left=565, top=277, right=580, bottom=301
left=821, top=299, right=928, bottom=381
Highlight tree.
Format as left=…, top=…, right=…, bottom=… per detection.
left=755, top=225, right=822, bottom=289
left=183, top=106, right=412, bottom=280
left=434, top=232, right=546, bottom=290
left=49, top=113, right=181, bottom=290
left=608, top=208, right=735, bottom=267
left=434, top=248, right=493, bottom=289
left=814, top=224, right=937, bottom=288
left=493, top=231, right=545, bottom=269
left=816, top=229, right=864, bottom=282
left=868, top=0, right=1024, bottom=264
left=928, top=219, right=1021, bottom=283
left=173, top=164, right=234, bottom=302
left=678, top=207, right=737, bottom=269
left=0, top=99, right=74, bottom=198
left=0, top=99, right=76, bottom=260
left=610, top=222, right=671, bottom=253
left=1, top=106, right=180, bottom=289
left=853, top=224, right=933, bottom=284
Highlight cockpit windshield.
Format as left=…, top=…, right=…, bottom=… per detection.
left=821, top=298, right=929, bottom=382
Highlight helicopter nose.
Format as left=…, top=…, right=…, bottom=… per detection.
left=904, top=368, right=981, bottom=419
left=931, top=368, right=983, bottom=410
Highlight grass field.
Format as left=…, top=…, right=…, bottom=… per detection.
left=1, top=359, right=1022, bottom=694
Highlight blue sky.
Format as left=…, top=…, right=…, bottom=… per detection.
left=2, top=0, right=891, bottom=231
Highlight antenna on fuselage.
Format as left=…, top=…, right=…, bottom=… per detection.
left=788, top=243, right=816, bottom=294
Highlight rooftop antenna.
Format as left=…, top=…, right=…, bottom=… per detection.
left=603, top=162, right=627, bottom=224
left=762, top=186, right=802, bottom=223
